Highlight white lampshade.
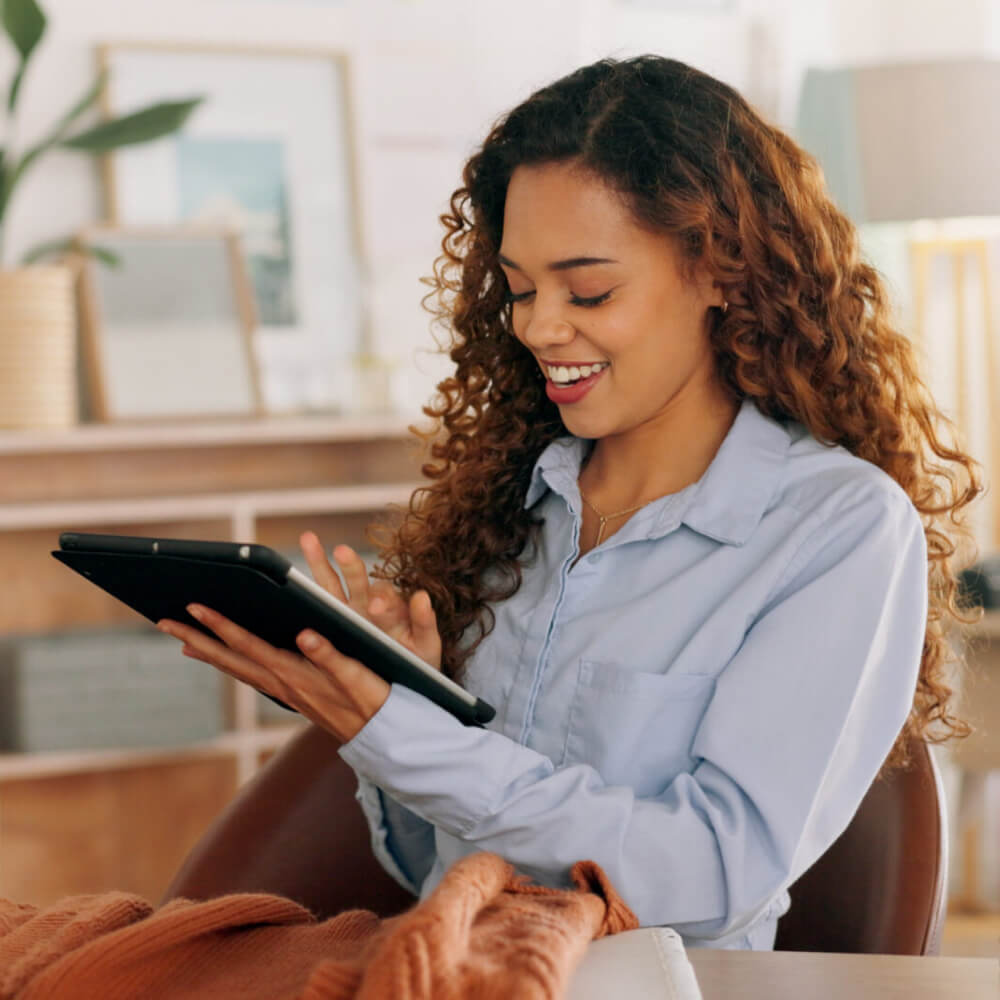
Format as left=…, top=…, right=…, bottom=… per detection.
left=795, top=59, right=1000, bottom=224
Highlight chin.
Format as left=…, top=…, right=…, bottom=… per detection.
left=559, top=412, right=614, bottom=440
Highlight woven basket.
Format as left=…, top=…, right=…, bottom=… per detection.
left=0, top=266, right=78, bottom=429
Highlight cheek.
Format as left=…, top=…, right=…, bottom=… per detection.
left=507, top=306, right=530, bottom=346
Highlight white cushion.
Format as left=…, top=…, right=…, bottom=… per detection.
left=567, top=927, right=702, bottom=1000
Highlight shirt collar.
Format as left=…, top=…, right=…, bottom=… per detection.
left=523, top=398, right=793, bottom=546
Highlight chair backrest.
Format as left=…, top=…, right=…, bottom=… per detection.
left=774, top=739, right=948, bottom=955
left=165, top=727, right=947, bottom=953
left=163, top=724, right=415, bottom=920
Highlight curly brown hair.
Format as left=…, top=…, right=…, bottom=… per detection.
left=371, top=56, right=982, bottom=766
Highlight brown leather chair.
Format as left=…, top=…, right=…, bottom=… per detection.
left=164, top=727, right=948, bottom=954
left=774, top=738, right=948, bottom=954
left=164, top=724, right=415, bottom=921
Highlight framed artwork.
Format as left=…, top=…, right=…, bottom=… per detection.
left=76, top=225, right=264, bottom=422
left=98, top=43, right=366, bottom=413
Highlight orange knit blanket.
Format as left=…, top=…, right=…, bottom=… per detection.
left=0, top=852, right=638, bottom=999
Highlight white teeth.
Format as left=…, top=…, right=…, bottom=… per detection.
left=546, top=362, right=608, bottom=384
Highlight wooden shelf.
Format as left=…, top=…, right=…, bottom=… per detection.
left=0, top=482, right=421, bottom=531
left=0, top=416, right=424, bottom=906
left=0, top=413, right=416, bottom=455
left=0, top=724, right=306, bottom=782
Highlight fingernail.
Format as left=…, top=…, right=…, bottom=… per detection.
left=187, top=604, right=206, bottom=622
left=157, top=621, right=173, bottom=635
left=298, top=630, right=320, bottom=650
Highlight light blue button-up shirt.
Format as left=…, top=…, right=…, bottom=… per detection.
left=339, top=399, right=928, bottom=949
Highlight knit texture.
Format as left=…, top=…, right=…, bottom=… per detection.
left=0, top=852, right=638, bottom=999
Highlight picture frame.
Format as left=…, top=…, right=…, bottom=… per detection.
left=75, top=225, right=264, bottom=422
left=98, top=42, right=366, bottom=414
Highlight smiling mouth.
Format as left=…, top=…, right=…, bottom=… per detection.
left=545, top=362, right=609, bottom=386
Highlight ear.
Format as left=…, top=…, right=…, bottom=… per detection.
left=693, top=263, right=725, bottom=310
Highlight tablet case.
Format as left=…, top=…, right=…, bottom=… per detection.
left=53, top=534, right=494, bottom=727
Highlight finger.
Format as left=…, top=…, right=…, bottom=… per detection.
left=161, top=616, right=377, bottom=744
left=296, top=628, right=390, bottom=719
left=332, top=545, right=370, bottom=612
left=300, top=531, right=348, bottom=601
left=408, top=590, right=443, bottom=668
left=367, top=581, right=410, bottom=635
left=159, top=616, right=293, bottom=700
left=184, top=604, right=305, bottom=671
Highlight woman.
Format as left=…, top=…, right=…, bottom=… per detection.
left=159, top=56, right=980, bottom=949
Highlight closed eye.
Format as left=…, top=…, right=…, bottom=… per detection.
left=570, top=290, right=612, bottom=308
left=504, top=290, right=613, bottom=308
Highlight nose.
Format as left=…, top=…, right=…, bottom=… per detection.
left=516, top=297, right=575, bottom=353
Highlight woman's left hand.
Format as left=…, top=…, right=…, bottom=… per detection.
left=156, top=606, right=391, bottom=744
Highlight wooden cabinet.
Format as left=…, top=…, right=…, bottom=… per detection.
left=0, top=416, right=422, bottom=907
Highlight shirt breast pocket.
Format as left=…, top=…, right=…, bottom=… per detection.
left=561, top=660, right=716, bottom=797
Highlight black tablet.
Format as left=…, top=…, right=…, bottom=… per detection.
left=53, top=532, right=495, bottom=727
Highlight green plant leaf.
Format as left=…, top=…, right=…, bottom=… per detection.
left=3, top=0, right=47, bottom=112
left=2, top=0, right=45, bottom=58
left=8, top=63, right=26, bottom=112
left=21, top=237, right=120, bottom=268
left=60, top=98, right=202, bottom=152
left=0, top=69, right=108, bottom=216
left=0, top=85, right=199, bottom=229
left=51, top=68, right=107, bottom=140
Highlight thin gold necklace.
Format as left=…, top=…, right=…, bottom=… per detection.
left=578, top=488, right=649, bottom=546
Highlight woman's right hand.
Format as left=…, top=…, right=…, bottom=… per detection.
left=299, top=531, right=443, bottom=670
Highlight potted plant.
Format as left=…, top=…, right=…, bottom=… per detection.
left=0, top=0, right=201, bottom=428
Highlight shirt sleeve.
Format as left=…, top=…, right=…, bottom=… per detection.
left=352, top=774, right=437, bottom=895
left=339, top=486, right=927, bottom=939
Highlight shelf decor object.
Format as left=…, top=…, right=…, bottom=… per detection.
left=0, top=0, right=201, bottom=429
left=796, top=58, right=1000, bottom=547
left=98, top=42, right=366, bottom=415
left=0, top=266, right=76, bottom=429
left=75, top=225, right=263, bottom=422
left=0, top=628, right=223, bottom=753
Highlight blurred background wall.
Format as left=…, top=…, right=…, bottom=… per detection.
left=1, top=0, right=994, bottom=416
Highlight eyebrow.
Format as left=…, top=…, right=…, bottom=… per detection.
left=497, top=253, right=619, bottom=273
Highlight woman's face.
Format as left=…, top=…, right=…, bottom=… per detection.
left=499, top=162, right=725, bottom=441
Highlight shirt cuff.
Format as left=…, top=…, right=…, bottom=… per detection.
left=339, top=683, right=541, bottom=837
